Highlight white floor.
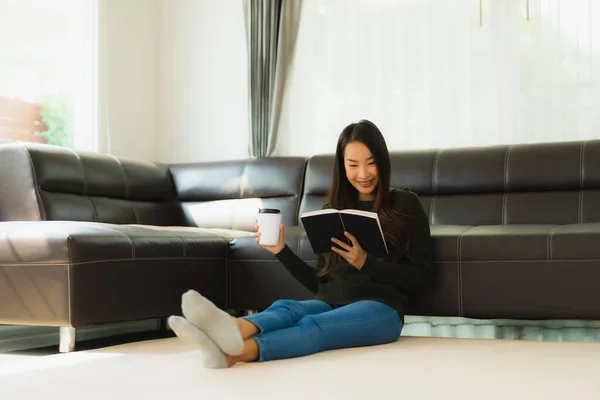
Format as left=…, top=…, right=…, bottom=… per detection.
left=0, top=336, right=599, bottom=400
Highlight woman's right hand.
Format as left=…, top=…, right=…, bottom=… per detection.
left=255, top=221, right=286, bottom=255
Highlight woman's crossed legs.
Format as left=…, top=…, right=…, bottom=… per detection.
left=168, top=290, right=402, bottom=368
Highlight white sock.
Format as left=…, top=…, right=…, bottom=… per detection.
left=168, top=315, right=228, bottom=369
left=181, top=290, right=244, bottom=356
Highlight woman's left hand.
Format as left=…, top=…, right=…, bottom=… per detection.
left=331, top=232, right=367, bottom=270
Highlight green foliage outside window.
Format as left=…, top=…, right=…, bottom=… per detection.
left=40, top=94, right=72, bottom=147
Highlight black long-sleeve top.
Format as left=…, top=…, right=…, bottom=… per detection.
left=274, top=188, right=434, bottom=319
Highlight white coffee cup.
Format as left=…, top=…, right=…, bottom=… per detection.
left=257, top=208, right=282, bottom=246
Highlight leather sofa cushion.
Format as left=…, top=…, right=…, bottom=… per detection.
left=227, top=225, right=467, bottom=315
left=0, top=222, right=229, bottom=326
left=0, top=143, right=183, bottom=225
left=229, top=224, right=469, bottom=263
left=228, top=226, right=316, bottom=309
left=170, top=157, right=307, bottom=231
left=549, top=223, right=600, bottom=259
left=458, top=223, right=600, bottom=320
left=297, top=140, right=600, bottom=227
left=460, top=223, right=600, bottom=261
left=229, top=226, right=313, bottom=261
left=0, top=222, right=228, bottom=264
left=225, top=222, right=600, bottom=320
left=460, top=225, right=557, bottom=261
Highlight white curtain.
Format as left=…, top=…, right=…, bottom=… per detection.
left=276, top=0, right=600, bottom=156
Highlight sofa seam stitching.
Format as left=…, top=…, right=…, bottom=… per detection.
left=0, top=256, right=225, bottom=267
left=457, top=226, right=478, bottom=317
left=579, top=141, right=586, bottom=223
left=456, top=232, right=461, bottom=316
left=84, top=225, right=136, bottom=258
left=226, top=238, right=231, bottom=309
left=67, top=235, right=72, bottom=325
left=502, top=146, right=511, bottom=225
left=68, top=147, right=87, bottom=196
left=547, top=226, right=559, bottom=260
left=431, top=150, right=440, bottom=196
left=429, top=196, right=437, bottom=225
left=5, top=257, right=600, bottom=267
left=88, top=198, right=99, bottom=222
left=457, top=230, right=463, bottom=316
left=22, top=147, right=47, bottom=220
left=108, top=154, right=129, bottom=200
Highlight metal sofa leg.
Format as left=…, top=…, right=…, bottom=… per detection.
left=59, top=327, right=77, bottom=353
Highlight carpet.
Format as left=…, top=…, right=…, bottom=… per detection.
left=0, top=336, right=598, bottom=399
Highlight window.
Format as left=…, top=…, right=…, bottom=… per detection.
left=0, top=0, right=98, bottom=349
left=0, top=0, right=97, bottom=150
left=277, top=0, right=600, bottom=156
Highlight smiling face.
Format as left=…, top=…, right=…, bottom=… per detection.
left=343, top=140, right=379, bottom=201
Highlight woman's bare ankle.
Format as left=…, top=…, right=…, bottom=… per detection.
left=225, top=339, right=260, bottom=366
left=235, top=318, right=260, bottom=339
left=225, top=354, right=237, bottom=367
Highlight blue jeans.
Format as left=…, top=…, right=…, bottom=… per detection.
left=241, top=299, right=403, bottom=362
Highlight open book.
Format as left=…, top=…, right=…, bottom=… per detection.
left=300, top=208, right=389, bottom=256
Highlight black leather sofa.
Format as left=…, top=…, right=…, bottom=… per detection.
left=1, top=140, right=600, bottom=352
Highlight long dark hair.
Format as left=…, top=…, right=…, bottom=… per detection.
left=317, top=119, right=409, bottom=278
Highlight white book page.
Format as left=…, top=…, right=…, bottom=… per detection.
left=339, top=209, right=378, bottom=219
left=300, top=208, right=339, bottom=218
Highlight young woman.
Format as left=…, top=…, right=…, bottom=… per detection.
left=168, top=119, right=434, bottom=368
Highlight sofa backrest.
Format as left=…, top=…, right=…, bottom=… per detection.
left=6, top=139, right=600, bottom=229
left=0, top=143, right=183, bottom=225
left=298, top=140, right=600, bottom=226
left=169, top=157, right=307, bottom=231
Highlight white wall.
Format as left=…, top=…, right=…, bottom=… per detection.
left=155, top=0, right=249, bottom=164
left=99, top=0, right=249, bottom=163
left=98, top=0, right=159, bottom=161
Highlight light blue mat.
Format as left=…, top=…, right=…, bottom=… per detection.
left=403, top=316, right=600, bottom=342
